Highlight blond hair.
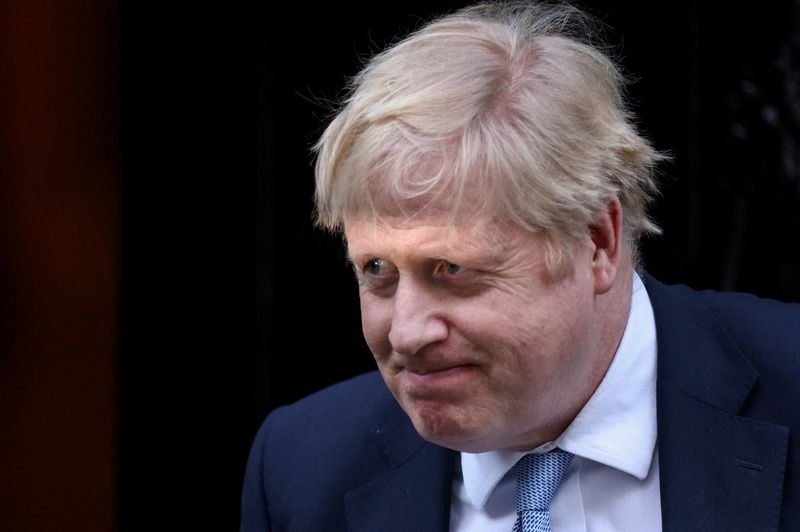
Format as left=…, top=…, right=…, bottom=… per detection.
left=314, top=1, right=664, bottom=272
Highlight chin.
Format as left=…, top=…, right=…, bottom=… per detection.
left=405, top=399, right=492, bottom=452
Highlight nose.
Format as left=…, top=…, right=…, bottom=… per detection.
left=387, top=277, right=448, bottom=355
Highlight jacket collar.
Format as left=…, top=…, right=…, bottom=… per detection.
left=644, top=274, right=789, bottom=532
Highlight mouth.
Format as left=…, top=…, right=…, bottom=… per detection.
left=399, top=363, right=479, bottom=391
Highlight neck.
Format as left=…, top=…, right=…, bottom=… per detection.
left=593, top=261, right=635, bottom=389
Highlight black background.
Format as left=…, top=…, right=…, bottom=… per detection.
left=119, top=2, right=800, bottom=530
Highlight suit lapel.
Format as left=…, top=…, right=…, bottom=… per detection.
left=344, top=404, right=456, bottom=532
left=657, top=382, right=789, bottom=531
left=645, top=275, right=790, bottom=532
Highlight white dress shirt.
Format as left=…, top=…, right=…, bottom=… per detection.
left=450, top=273, right=662, bottom=531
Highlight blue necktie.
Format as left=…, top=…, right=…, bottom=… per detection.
left=512, top=449, right=574, bottom=532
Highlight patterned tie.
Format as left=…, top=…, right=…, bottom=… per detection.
left=512, top=449, right=574, bottom=532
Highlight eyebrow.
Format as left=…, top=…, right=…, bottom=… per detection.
left=343, top=246, right=358, bottom=266
left=343, top=240, right=363, bottom=264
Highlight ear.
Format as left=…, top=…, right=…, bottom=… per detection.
left=590, top=197, right=623, bottom=295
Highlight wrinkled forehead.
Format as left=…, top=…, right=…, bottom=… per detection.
left=342, top=208, right=532, bottom=260
left=344, top=192, right=498, bottom=243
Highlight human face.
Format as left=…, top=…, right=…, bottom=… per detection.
left=345, top=217, right=614, bottom=453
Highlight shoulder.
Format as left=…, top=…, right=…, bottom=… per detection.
left=263, top=371, right=393, bottom=437
left=242, top=371, right=403, bottom=529
left=644, top=274, right=800, bottom=417
left=256, top=371, right=397, bottom=472
left=644, top=274, right=800, bottom=353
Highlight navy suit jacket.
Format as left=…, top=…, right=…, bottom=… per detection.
left=242, top=276, right=800, bottom=531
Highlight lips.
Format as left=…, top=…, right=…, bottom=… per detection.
left=396, top=356, right=477, bottom=375
left=403, top=363, right=467, bottom=375
left=399, top=363, right=479, bottom=392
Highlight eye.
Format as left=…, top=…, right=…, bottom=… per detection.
left=436, top=261, right=466, bottom=276
left=357, top=258, right=398, bottom=293
left=364, top=258, right=393, bottom=277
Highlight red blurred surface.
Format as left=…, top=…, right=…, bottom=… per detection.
left=0, top=1, right=119, bottom=530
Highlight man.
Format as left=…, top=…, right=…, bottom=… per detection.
left=243, top=2, right=800, bottom=530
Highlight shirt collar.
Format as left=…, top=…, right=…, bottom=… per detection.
left=460, top=272, right=658, bottom=509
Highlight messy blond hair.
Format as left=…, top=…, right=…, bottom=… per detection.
left=314, top=1, right=664, bottom=273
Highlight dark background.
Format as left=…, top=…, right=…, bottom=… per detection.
left=2, top=1, right=799, bottom=531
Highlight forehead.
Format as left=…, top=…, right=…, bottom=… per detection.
left=344, top=215, right=537, bottom=261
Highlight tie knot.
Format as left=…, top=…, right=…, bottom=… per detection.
left=515, top=449, right=574, bottom=514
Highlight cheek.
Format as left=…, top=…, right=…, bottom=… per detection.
left=359, top=295, right=393, bottom=358
left=477, top=294, right=582, bottom=377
